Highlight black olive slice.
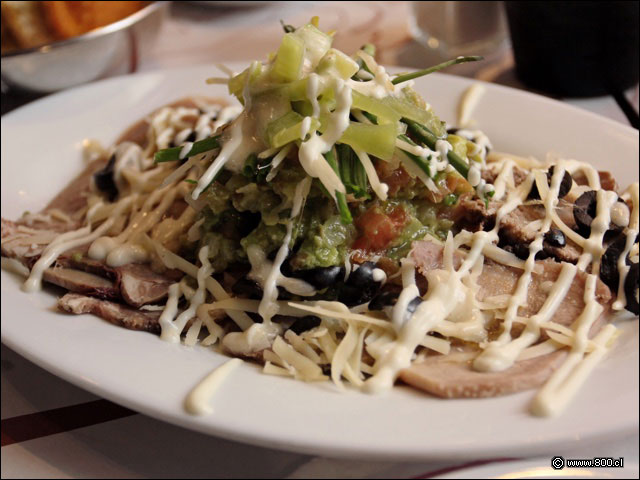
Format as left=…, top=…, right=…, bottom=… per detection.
left=528, top=166, right=573, bottom=200
left=624, top=263, right=639, bottom=315
left=93, top=154, right=118, bottom=202
left=552, top=166, right=573, bottom=199
left=573, top=190, right=597, bottom=237
left=368, top=284, right=403, bottom=311
left=544, top=228, right=566, bottom=248
left=231, top=278, right=263, bottom=299
left=599, top=235, right=629, bottom=291
left=406, top=297, right=422, bottom=315
left=293, top=266, right=345, bottom=289
left=338, top=285, right=376, bottom=307
left=337, top=262, right=384, bottom=306
left=400, top=297, right=423, bottom=324
left=347, top=262, right=377, bottom=288
left=288, top=315, right=321, bottom=335
left=573, top=191, right=625, bottom=239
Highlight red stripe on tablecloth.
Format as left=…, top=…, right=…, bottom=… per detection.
left=412, top=457, right=516, bottom=479
left=1, top=400, right=136, bottom=447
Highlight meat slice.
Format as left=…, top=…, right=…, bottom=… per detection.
left=58, top=293, right=161, bottom=334
left=404, top=240, right=613, bottom=398
left=499, top=204, right=581, bottom=264
left=117, top=263, right=176, bottom=307
left=57, top=255, right=177, bottom=307
left=411, top=240, right=612, bottom=334
left=573, top=169, right=619, bottom=192
left=1, top=218, right=59, bottom=261
left=482, top=164, right=528, bottom=188
left=452, top=198, right=582, bottom=264
left=400, top=350, right=568, bottom=398
left=43, top=267, right=119, bottom=300
left=44, top=157, right=107, bottom=217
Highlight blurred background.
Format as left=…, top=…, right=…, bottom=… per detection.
left=1, top=1, right=638, bottom=124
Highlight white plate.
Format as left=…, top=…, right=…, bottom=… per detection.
left=1, top=65, right=638, bottom=461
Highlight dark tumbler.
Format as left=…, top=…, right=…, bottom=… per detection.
left=505, top=1, right=639, bottom=97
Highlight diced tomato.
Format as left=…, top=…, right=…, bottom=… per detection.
left=378, top=165, right=413, bottom=196
left=353, top=205, right=408, bottom=252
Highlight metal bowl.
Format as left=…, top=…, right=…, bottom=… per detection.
left=1, top=2, right=168, bottom=93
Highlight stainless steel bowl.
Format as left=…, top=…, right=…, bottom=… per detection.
left=1, top=1, right=168, bottom=93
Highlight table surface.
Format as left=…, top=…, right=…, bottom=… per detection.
left=2, top=2, right=638, bottom=478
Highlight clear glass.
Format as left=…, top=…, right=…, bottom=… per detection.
left=410, top=1, right=507, bottom=57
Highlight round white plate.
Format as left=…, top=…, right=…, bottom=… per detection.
left=1, top=65, right=638, bottom=461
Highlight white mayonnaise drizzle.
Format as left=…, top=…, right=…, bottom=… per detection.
left=610, top=201, right=630, bottom=227
left=192, top=116, right=245, bottom=199
left=297, top=79, right=351, bottom=198
left=250, top=178, right=314, bottom=324
left=160, top=246, right=212, bottom=343
left=23, top=199, right=131, bottom=292
left=300, top=116, right=312, bottom=140
left=530, top=273, right=607, bottom=416
left=613, top=183, right=639, bottom=310
left=185, top=358, right=242, bottom=415
left=347, top=51, right=402, bottom=99
left=211, top=105, right=243, bottom=133
left=307, top=73, right=321, bottom=118
left=1, top=257, right=30, bottom=277
left=457, top=83, right=486, bottom=128
left=354, top=149, right=388, bottom=200
left=179, top=142, right=194, bottom=160
left=265, top=143, right=293, bottom=182
left=391, top=258, right=419, bottom=329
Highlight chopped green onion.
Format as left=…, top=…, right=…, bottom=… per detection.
left=405, top=120, right=469, bottom=178
left=271, top=33, right=305, bottom=83
left=280, top=19, right=295, bottom=33
left=228, top=63, right=262, bottom=103
left=361, top=111, right=378, bottom=124
left=361, top=43, right=376, bottom=57
left=383, top=96, right=446, bottom=138
left=266, top=111, right=320, bottom=148
left=391, top=56, right=483, bottom=85
left=443, top=193, right=458, bottom=206
left=154, top=136, right=220, bottom=163
left=336, top=143, right=369, bottom=199
left=338, top=122, right=396, bottom=161
left=255, top=162, right=272, bottom=183
left=242, top=153, right=258, bottom=178
left=352, top=43, right=376, bottom=78
left=316, top=48, right=359, bottom=80
left=291, top=23, right=332, bottom=71
left=398, top=134, right=432, bottom=178
left=351, top=90, right=401, bottom=125
left=323, top=150, right=352, bottom=224
left=183, top=179, right=198, bottom=184
left=71, top=252, right=83, bottom=262
left=483, top=189, right=495, bottom=208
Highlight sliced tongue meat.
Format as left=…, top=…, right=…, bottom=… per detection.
left=58, top=293, right=161, bottom=334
